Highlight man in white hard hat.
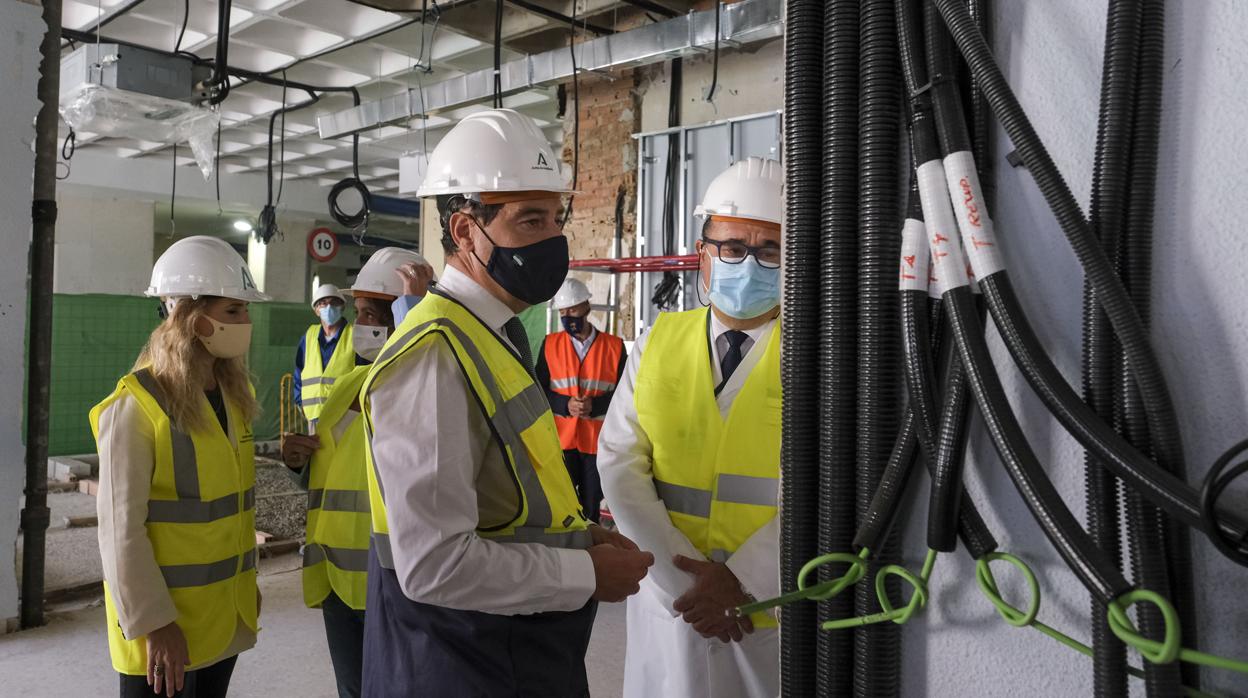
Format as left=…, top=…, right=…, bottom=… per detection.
left=535, top=278, right=627, bottom=524
left=357, top=108, right=654, bottom=697
left=281, top=248, right=428, bottom=698
left=598, top=156, right=784, bottom=697
left=294, top=283, right=361, bottom=429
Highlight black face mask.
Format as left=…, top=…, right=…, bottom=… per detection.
left=561, top=315, right=586, bottom=336
left=470, top=218, right=569, bottom=305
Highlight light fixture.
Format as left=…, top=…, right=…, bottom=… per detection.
left=233, top=220, right=254, bottom=233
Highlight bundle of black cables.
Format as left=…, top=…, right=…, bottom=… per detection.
left=328, top=87, right=371, bottom=231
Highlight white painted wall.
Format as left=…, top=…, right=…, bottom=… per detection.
left=247, top=213, right=313, bottom=304
left=53, top=190, right=154, bottom=295
left=0, top=0, right=41, bottom=628
left=899, top=2, right=1248, bottom=696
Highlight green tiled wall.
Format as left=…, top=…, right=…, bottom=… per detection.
left=48, top=294, right=311, bottom=456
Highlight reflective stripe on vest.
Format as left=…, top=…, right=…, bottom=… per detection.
left=303, top=365, right=372, bottom=610
left=362, top=292, right=590, bottom=571
left=543, top=331, right=624, bottom=454
left=634, top=308, right=781, bottom=628
left=301, top=323, right=356, bottom=423
left=90, top=369, right=258, bottom=674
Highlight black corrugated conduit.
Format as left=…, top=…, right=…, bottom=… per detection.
left=854, top=2, right=904, bottom=692
left=929, top=0, right=1248, bottom=559
left=1116, top=0, right=1197, bottom=690
left=781, top=0, right=825, bottom=693
left=929, top=0, right=1186, bottom=488
left=923, top=0, right=1248, bottom=557
left=906, top=7, right=1131, bottom=599
left=817, top=1, right=860, bottom=694
left=1082, top=2, right=1141, bottom=695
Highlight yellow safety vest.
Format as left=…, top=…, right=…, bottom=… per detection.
left=634, top=308, right=781, bottom=628
left=302, top=322, right=356, bottom=426
left=89, top=369, right=259, bottom=674
left=302, top=365, right=371, bottom=610
left=361, top=291, right=591, bottom=569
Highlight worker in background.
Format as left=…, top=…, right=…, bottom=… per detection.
left=598, top=157, right=784, bottom=698
left=536, top=278, right=627, bottom=523
left=294, top=284, right=361, bottom=429
left=358, top=108, right=654, bottom=697
left=91, top=236, right=269, bottom=698
left=281, top=249, right=432, bottom=698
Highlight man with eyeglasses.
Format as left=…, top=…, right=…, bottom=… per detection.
left=598, top=157, right=783, bottom=697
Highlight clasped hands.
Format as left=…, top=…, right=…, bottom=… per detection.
left=672, top=554, right=755, bottom=643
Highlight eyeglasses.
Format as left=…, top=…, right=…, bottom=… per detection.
left=701, top=237, right=782, bottom=269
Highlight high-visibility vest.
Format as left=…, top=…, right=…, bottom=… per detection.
left=89, top=369, right=259, bottom=674
left=543, top=330, right=624, bottom=454
left=303, top=365, right=371, bottom=611
left=361, top=290, right=592, bottom=570
left=301, top=322, right=356, bottom=427
left=634, top=308, right=781, bottom=628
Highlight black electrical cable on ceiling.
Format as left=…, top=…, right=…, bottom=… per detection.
left=170, top=142, right=178, bottom=234
left=817, top=1, right=859, bottom=695
left=207, top=0, right=233, bottom=105
left=564, top=0, right=581, bottom=227
left=493, top=0, right=504, bottom=108
left=1082, top=2, right=1141, bottom=695
left=173, top=0, right=189, bottom=53
left=854, top=1, right=904, bottom=695
left=706, top=1, right=721, bottom=103
left=261, top=88, right=320, bottom=243
left=929, top=0, right=1248, bottom=561
left=651, top=59, right=681, bottom=311
left=780, top=0, right=824, bottom=694
left=214, top=120, right=222, bottom=212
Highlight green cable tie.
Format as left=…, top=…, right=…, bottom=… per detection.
left=976, top=552, right=1227, bottom=694
left=820, top=549, right=939, bottom=630
left=1108, top=590, right=1248, bottom=674
left=737, top=548, right=869, bottom=616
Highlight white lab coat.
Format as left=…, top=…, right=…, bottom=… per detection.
left=598, top=315, right=780, bottom=698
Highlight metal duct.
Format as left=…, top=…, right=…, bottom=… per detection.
left=317, top=0, right=783, bottom=139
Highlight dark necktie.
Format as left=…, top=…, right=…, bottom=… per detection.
left=503, top=317, right=536, bottom=381
left=720, top=330, right=749, bottom=386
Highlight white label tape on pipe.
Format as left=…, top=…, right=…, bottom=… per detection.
left=916, top=159, right=971, bottom=295
left=899, top=217, right=931, bottom=293
left=943, top=151, right=1005, bottom=279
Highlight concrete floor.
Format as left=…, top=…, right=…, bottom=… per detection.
left=0, top=552, right=628, bottom=697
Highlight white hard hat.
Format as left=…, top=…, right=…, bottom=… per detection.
left=146, top=235, right=270, bottom=302
left=311, top=284, right=346, bottom=310
left=417, top=108, right=573, bottom=198
left=553, top=278, right=592, bottom=310
left=351, top=248, right=429, bottom=300
left=694, top=156, right=783, bottom=226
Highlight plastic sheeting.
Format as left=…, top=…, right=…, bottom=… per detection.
left=60, top=84, right=219, bottom=179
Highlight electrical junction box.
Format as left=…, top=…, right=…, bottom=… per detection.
left=60, top=43, right=211, bottom=104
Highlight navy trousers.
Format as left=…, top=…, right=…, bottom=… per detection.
left=362, top=547, right=597, bottom=697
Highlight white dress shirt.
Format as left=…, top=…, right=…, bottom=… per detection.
left=568, top=325, right=598, bottom=360
left=597, top=310, right=780, bottom=612
left=368, top=265, right=597, bottom=615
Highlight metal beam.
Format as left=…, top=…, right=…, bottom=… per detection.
left=504, top=0, right=615, bottom=35
left=318, top=0, right=782, bottom=139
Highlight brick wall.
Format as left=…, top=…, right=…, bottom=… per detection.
left=560, top=67, right=642, bottom=338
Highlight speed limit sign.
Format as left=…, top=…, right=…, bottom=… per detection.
left=307, top=228, right=339, bottom=262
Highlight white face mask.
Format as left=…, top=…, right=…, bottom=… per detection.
left=199, top=321, right=253, bottom=359
left=354, top=324, right=390, bottom=362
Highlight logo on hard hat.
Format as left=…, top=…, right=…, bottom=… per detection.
left=533, top=152, right=553, bottom=171
left=242, top=267, right=258, bottom=291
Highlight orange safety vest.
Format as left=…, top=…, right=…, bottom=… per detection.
left=543, top=330, right=624, bottom=454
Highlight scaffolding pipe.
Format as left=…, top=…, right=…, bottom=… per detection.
left=21, top=0, right=63, bottom=630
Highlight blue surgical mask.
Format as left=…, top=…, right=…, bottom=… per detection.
left=319, top=305, right=343, bottom=326
left=707, top=257, right=781, bottom=320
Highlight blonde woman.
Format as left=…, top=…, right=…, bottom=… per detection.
left=91, top=236, right=269, bottom=698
